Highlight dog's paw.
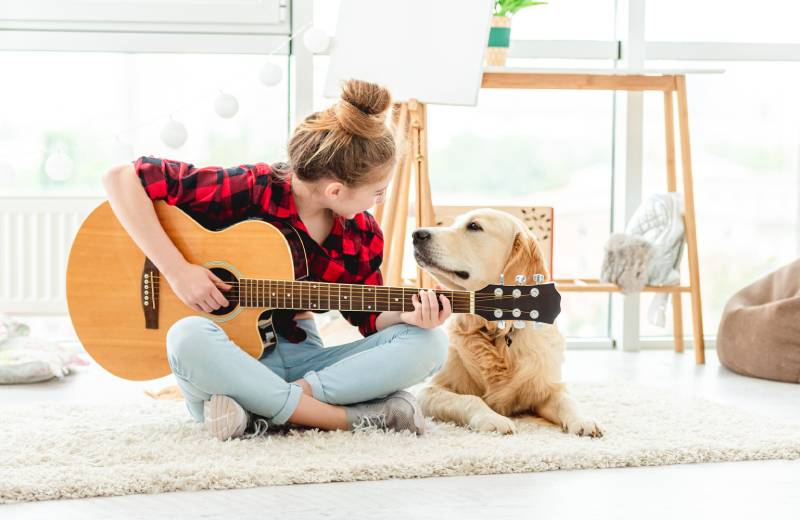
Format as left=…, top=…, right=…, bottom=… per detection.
left=469, top=412, right=516, bottom=434
left=562, top=417, right=603, bottom=438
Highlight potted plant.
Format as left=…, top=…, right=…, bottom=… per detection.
left=486, top=0, right=547, bottom=67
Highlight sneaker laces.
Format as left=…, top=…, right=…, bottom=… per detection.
left=352, top=412, right=388, bottom=432
left=242, top=417, right=271, bottom=439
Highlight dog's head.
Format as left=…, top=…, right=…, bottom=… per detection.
left=412, top=208, right=549, bottom=292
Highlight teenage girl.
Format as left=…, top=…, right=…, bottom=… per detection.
left=102, top=79, right=450, bottom=440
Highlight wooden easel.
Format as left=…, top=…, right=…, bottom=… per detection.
left=375, top=99, right=436, bottom=289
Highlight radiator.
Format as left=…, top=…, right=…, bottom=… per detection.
left=0, top=196, right=103, bottom=315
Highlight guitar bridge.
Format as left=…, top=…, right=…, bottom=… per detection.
left=142, top=258, right=159, bottom=329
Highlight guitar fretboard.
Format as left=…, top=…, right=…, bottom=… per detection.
left=235, top=279, right=472, bottom=314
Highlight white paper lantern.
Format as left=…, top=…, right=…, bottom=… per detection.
left=45, top=151, right=74, bottom=181
left=160, top=119, right=188, bottom=149
left=0, top=160, right=15, bottom=182
left=259, top=62, right=282, bottom=86
left=303, top=27, right=330, bottom=54
left=214, top=92, right=239, bottom=118
left=112, top=137, right=135, bottom=161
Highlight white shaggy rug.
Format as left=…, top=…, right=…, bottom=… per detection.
left=2, top=381, right=799, bottom=504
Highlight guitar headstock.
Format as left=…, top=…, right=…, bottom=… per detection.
left=474, top=274, right=561, bottom=329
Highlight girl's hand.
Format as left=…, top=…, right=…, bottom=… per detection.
left=164, top=261, right=232, bottom=314
left=401, top=289, right=452, bottom=329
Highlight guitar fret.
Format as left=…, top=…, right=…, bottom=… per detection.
left=239, top=278, right=476, bottom=316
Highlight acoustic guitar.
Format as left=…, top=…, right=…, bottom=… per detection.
left=66, top=201, right=561, bottom=381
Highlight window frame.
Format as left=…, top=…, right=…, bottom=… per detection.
left=2, top=0, right=798, bottom=349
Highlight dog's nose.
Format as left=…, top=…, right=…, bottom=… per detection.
left=412, top=229, right=431, bottom=244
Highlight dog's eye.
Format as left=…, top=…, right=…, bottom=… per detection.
left=466, top=221, right=482, bottom=232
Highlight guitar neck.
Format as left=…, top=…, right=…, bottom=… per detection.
left=232, top=279, right=472, bottom=314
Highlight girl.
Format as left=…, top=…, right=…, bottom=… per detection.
left=102, top=79, right=450, bottom=441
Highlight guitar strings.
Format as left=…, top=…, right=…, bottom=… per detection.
left=148, top=275, right=550, bottom=311
left=153, top=282, right=544, bottom=302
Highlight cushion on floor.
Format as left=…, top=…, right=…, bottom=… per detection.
left=716, top=259, right=800, bottom=383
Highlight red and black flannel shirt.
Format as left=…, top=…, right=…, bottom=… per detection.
left=132, top=155, right=384, bottom=343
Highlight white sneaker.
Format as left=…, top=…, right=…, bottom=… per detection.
left=344, top=390, right=426, bottom=434
left=203, top=394, right=250, bottom=441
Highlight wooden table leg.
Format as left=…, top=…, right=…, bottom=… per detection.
left=675, top=75, right=705, bottom=364
left=663, top=90, right=684, bottom=353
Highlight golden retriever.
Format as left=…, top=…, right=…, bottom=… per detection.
left=412, top=208, right=602, bottom=436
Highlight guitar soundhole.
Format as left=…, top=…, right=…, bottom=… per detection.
left=208, top=267, right=239, bottom=316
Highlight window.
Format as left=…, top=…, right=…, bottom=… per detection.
left=639, top=61, right=800, bottom=338
left=0, top=52, right=290, bottom=194
left=646, top=1, right=800, bottom=44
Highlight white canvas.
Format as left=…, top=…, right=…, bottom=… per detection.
left=324, top=0, right=493, bottom=106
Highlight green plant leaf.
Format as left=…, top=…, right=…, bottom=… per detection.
left=494, top=0, right=547, bottom=17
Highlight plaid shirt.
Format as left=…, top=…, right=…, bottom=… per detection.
left=132, top=155, right=384, bottom=343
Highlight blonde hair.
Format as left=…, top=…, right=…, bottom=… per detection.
left=274, top=79, right=399, bottom=187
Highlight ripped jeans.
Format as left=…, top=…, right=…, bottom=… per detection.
left=165, top=316, right=449, bottom=424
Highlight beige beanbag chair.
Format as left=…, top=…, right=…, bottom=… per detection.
left=717, top=259, right=800, bottom=383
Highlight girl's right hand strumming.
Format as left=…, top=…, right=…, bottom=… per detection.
left=165, top=262, right=232, bottom=313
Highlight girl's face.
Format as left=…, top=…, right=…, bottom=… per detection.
left=325, top=163, right=394, bottom=219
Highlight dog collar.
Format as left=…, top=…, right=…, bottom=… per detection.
left=482, top=325, right=515, bottom=348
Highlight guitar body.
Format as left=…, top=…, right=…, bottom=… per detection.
left=66, top=201, right=294, bottom=381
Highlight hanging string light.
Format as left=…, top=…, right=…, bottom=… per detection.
left=3, top=20, right=317, bottom=166
left=302, top=27, right=331, bottom=54
left=259, top=62, right=283, bottom=87
left=112, top=136, right=135, bottom=162
left=213, top=91, right=239, bottom=119
left=44, top=147, right=74, bottom=181
left=160, top=117, right=188, bottom=149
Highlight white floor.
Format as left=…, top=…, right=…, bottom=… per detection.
left=3, top=316, right=799, bottom=520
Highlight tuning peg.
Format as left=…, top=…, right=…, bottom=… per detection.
left=529, top=310, right=539, bottom=320
left=515, top=274, right=526, bottom=285
left=533, top=322, right=544, bottom=330
left=513, top=320, right=525, bottom=329
left=497, top=320, right=506, bottom=329
left=499, top=274, right=505, bottom=285
left=533, top=273, right=545, bottom=284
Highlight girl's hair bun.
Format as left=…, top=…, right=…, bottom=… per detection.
left=333, top=78, right=392, bottom=139
left=286, top=78, right=399, bottom=187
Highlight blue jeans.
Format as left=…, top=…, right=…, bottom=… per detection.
left=165, top=316, right=449, bottom=425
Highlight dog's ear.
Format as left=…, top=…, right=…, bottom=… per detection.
left=503, top=228, right=549, bottom=282
left=452, top=313, right=488, bottom=336
left=452, top=313, right=510, bottom=344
